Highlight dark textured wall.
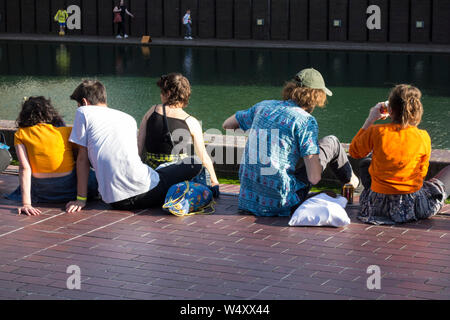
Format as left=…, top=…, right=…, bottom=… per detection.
left=234, top=0, right=252, bottom=39
left=410, top=0, right=431, bottom=43
left=81, top=0, right=97, bottom=35
left=130, top=0, right=146, bottom=36
left=348, top=0, right=367, bottom=41
left=0, top=0, right=5, bottom=33
left=289, top=0, right=308, bottom=41
left=21, top=0, right=35, bottom=34
left=389, top=0, right=409, bottom=43
left=198, top=0, right=215, bottom=38
left=164, top=0, right=180, bottom=37
left=270, top=0, right=288, bottom=40
left=6, top=0, right=21, bottom=33
left=329, top=0, right=348, bottom=41
left=216, top=0, right=233, bottom=39
left=252, top=0, right=270, bottom=40
left=1, top=0, right=449, bottom=44
left=148, top=0, right=163, bottom=37
left=98, top=0, right=113, bottom=36
left=35, top=0, right=51, bottom=34
left=309, top=0, right=327, bottom=41
left=432, top=0, right=450, bottom=44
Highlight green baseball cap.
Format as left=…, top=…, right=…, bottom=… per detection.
left=294, top=68, right=333, bottom=96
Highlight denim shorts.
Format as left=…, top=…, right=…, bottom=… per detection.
left=6, top=169, right=98, bottom=203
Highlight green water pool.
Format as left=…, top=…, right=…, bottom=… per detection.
left=1, top=41, right=449, bottom=149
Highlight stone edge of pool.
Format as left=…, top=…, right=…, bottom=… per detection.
left=2, top=119, right=449, bottom=183
left=1, top=33, right=450, bottom=54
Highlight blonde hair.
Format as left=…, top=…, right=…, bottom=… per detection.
left=388, top=84, right=423, bottom=128
left=282, top=81, right=327, bottom=113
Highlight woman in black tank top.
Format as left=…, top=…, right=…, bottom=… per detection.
left=144, top=105, right=191, bottom=158
left=138, top=73, right=220, bottom=188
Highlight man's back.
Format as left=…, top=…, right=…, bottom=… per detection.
left=235, top=100, right=320, bottom=216
left=70, top=106, right=159, bottom=203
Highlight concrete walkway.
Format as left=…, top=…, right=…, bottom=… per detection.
left=1, top=33, right=450, bottom=54
left=1, top=167, right=450, bottom=300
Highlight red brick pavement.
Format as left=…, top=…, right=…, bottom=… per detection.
left=1, top=170, right=450, bottom=300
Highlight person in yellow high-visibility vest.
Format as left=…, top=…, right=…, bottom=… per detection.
left=54, top=8, right=69, bottom=36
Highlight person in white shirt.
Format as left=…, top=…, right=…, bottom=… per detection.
left=65, top=80, right=202, bottom=212
left=182, top=9, right=192, bottom=40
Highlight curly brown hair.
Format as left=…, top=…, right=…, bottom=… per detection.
left=16, top=96, right=65, bottom=128
left=157, top=73, right=191, bottom=107
left=282, top=81, right=327, bottom=113
left=388, top=84, right=423, bottom=128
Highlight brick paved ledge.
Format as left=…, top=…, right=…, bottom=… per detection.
left=1, top=172, right=450, bottom=300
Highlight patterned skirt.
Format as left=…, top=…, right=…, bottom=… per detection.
left=358, top=178, right=447, bottom=225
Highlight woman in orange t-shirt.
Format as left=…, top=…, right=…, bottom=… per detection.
left=349, top=84, right=449, bottom=224
left=9, top=97, right=97, bottom=216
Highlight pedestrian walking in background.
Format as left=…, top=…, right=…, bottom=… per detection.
left=113, top=0, right=134, bottom=39
left=54, top=8, right=68, bottom=36
left=182, top=9, right=193, bottom=40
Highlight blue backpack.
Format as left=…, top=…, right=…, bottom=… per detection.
left=163, top=181, right=215, bottom=216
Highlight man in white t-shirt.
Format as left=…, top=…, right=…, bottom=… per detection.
left=182, top=9, right=192, bottom=40
left=66, top=80, right=201, bottom=212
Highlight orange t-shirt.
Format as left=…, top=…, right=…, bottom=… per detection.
left=349, top=123, right=431, bottom=194
left=14, top=123, right=75, bottom=174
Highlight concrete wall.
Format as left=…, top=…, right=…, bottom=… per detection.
left=0, top=0, right=449, bottom=43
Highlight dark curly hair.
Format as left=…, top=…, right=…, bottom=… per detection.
left=16, top=96, right=65, bottom=128
left=157, top=73, right=191, bottom=107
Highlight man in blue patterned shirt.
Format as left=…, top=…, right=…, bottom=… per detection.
left=223, top=68, right=359, bottom=216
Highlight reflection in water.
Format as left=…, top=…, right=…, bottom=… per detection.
left=0, top=41, right=449, bottom=148
left=332, top=56, right=343, bottom=74
left=55, top=44, right=70, bottom=75
left=141, top=46, right=151, bottom=59
left=414, top=59, right=424, bottom=79
left=183, top=48, right=193, bottom=78
left=1, top=42, right=449, bottom=93
left=115, top=47, right=124, bottom=74
left=256, top=53, right=264, bottom=72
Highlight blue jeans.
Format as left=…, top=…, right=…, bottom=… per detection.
left=184, top=23, right=192, bottom=37
left=7, top=169, right=98, bottom=203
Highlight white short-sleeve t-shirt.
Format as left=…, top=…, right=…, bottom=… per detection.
left=183, top=13, right=190, bottom=25
left=69, top=106, right=160, bottom=203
